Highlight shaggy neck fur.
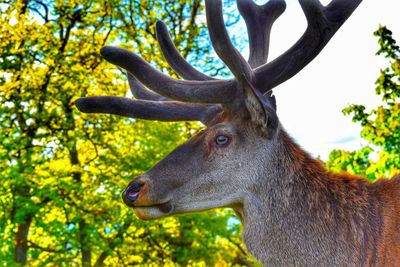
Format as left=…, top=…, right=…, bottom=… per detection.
left=236, top=129, right=400, bottom=267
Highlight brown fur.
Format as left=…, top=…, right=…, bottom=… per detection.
left=275, top=130, right=400, bottom=266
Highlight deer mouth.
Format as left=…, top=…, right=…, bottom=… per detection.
left=135, top=202, right=173, bottom=213
left=123, top=193, right=173, bottom=219
left=134, top=202, right=173, bottom=220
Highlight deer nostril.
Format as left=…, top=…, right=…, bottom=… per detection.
left=124, top=182, right=144, bottom=203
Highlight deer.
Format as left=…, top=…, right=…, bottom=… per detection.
left=75, top=0, right=400, bottom=266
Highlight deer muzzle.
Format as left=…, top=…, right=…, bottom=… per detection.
left=122, top=179, right=173, bottom=218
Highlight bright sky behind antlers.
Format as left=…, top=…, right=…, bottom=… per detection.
left=243, top=0, right=400, bottom=160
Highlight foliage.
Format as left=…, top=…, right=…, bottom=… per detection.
left=0, top=0, right=253, bottom=266
left=326, top=26, right=399, bottom=180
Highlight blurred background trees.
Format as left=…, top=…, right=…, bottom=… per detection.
left=326, top=26, right=399, bottom=180
left=0, top=0, right=398, bottom=266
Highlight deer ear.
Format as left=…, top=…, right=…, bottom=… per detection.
left=241, top=78, right=278, bottom=138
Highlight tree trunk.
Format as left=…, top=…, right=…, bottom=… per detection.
left=94, top=251, right=108, bottom=267
left=79, top=219, right=92, bottom=267
left=14, top=217, right=32, bottom=264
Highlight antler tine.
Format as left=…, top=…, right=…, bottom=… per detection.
left=100, top=46, right=236, bottom=104
left=75, top=96, right=222, bottom=125
left=127, top=73, right=169, bottom=101
left=205, top=0, right=253, bottom=83
left=254, top=0, right=363, bottom=94
left=237, top=0, right=286, bottom=68
left=155, top=21, right=213, bottom=81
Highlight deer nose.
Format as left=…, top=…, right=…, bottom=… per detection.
left=122, top=181, right=144, bottom=206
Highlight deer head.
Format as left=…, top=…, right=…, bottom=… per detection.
left=75, top=0, right=362, bottom=221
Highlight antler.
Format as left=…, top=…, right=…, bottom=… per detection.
left=75, top=96, right=220, bottom=123
left=155, top=21, right=213, bottom=81
left=128, top=73, right=168, bottom=101
left=237, top=0, right=286, bottom=68
left=206, top=0, right=253, bottom=83
left=254, top=0, right=362, bottom=93
left=76, top=0, right=362, bottom=125
left=97, top=46, right=237, bottom=103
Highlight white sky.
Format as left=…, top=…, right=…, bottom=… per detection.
left=247, top=0, right=400, bottom=160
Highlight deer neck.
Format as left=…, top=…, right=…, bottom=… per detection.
left=235, top=128, right=375, bottom=266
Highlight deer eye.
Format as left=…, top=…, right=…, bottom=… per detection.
left=215, top=135, right=229, bottom=146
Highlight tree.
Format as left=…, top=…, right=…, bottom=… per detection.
left=326, top=26, right=399, bottom=180
left=0, top=1, right=252, bottom=265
